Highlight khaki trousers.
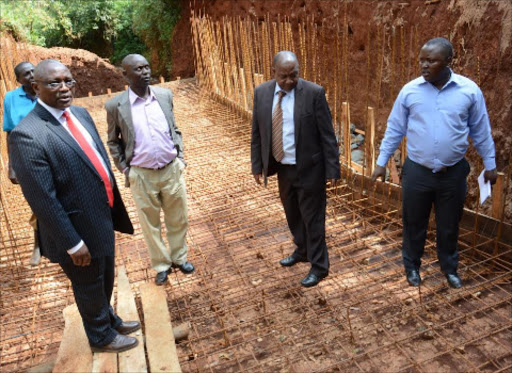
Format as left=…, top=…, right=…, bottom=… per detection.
left=129, top=159, right=189, bottom=273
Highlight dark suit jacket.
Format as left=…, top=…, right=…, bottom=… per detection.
left=251, top=78, right=341, bottom=188
left=105, top=86, right=184, bottom=173
left=9, top=103, right=133, bottom=263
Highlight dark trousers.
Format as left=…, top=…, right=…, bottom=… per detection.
left=60, top=256, right=122, bottom=346
left=401, top=158, right=470, bottom=275
left=277, top=164, right=329, bottom=276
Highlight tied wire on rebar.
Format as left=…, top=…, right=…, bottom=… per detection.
left=1, top=7, right=512, bottom=373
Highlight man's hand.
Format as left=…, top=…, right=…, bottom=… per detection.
left=124, top=167, right=130, bottom=188
left=371, top=165, right=386, bottom=182
left=70, top=243, right=92, bottom=266
left=253, top=173, right=262, bottom=185
left=484, top=168, right=498, bottom=185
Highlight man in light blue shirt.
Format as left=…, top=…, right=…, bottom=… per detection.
left=2, top=61, right=40, bottom=265
left=372, top=38, right=497, bottom=289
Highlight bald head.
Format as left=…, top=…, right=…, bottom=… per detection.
left=272, top=51, right=299, bottom=92
left=33, top=59, right=74, bottom=109
left=34, top=59, right=69, bottom=81
left=122, top=54, right=146, bottom=70
left=273, top=51, right=299, bottom=68
left=122, top=54, right=151, bottom=94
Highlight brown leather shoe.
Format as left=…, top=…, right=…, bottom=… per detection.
left=116, top=321, right=141, bottom=335
left=91, top=334, right=138, bottom=353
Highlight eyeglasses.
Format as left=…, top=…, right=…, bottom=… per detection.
left=37, top=80, right=76, bottom=89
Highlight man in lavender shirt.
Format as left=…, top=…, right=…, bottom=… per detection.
left=106, top=54, right=194, bottom=285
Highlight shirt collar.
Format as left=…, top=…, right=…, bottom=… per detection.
left=274, top=82, right=294, bottom=96
left=16, top=86, right=35, bottom=98
left=420, top=68, right=457, bottom=88
left=128, top=87, right=155, bottom=105
left=38, top=98, right=69, bottom=122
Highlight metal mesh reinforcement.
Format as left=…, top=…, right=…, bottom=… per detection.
left=1, top=80, right=511, bottom=372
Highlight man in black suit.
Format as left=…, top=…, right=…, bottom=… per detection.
left=251, top=51, right=341, bottom=287
left=9, top=60, right=138, bottom=353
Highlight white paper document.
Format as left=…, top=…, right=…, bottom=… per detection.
left=478, top=170, right=492, bottom=205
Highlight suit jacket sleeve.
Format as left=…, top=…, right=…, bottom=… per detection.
left=106, top=101, right=127, bottom=172
left=166, top=90, right=185, bottom=160
left=9, top=129, right=82, bottom=251
left=251, top=87, right=262, bottom=175
left=315, top=87, right=341, bottom=180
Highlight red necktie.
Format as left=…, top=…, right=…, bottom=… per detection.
left=62, top=111, right=114, bottom=207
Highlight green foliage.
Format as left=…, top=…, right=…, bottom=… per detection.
left=110, top=0, right=146, bottom=65
left=0, top=0, right=63, bottom=45
left=132, top=0, right=182, bottom=76
left=0, top=0, right=181, bottom=74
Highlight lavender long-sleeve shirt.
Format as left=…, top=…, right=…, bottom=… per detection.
left=129, top=88, right=177, bottom=169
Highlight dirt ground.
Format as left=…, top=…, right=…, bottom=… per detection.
left=172, top=0, right=512, bottom=221
left=1, top=80, right=511, bottom=373
left=20, top=44, right=126, bottom=97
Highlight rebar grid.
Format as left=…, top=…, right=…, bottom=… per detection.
left=1, top=81, right=511, bottom=372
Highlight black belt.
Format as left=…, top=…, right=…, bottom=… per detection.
left=410, top=158, right=463, bottom=174
left=136, top=158, right=175, bottom=171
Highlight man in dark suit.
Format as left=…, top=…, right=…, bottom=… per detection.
left=251, top=51, right=341, bottom=287
left=9, top=59, right=139, bottom=353
left=106, top=54, right=193, bottom=286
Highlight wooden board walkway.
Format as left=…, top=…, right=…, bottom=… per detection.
left=52, top=267, right=184, bottom=373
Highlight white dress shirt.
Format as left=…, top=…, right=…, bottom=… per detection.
left=38, top=99, right=109, bottom=255
left=273, top=83, right=296, bottom=165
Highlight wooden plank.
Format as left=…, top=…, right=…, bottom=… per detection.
left=351, top=161, right=364, bottom=174
left=140, top=283, right=182, bottom=373
left=93, top=286, right=117, bottom=373
left=342, top=102, right=352, bottom=164
left=117, top=266, right=147, bottom=373
left=53, top=304, right=93, bottom=373
left=401, top=137, right=407, bottom=165
left=367, top=107, right=376, bottom=176
left=92, top=353, right=117, bottom=373
left=388, top=158, right=400, bottom=184
left=492, top=172, right=505, bottom=219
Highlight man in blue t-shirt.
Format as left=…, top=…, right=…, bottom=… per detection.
left=3, top=61, right=40, bottom=265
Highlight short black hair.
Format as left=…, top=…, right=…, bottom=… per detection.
left=14, top=62, right=33, bottom=80
left=424, top=37, right=453, bottom=60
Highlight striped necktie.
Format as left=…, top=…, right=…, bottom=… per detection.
left=62, top=111, right=114, bottom=207
left=272, top=90, right=286, bottom=162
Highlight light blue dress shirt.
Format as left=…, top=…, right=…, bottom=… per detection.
left=376, top=71, right=496, bottom=172
left=273, top=83, right=296, bottom=165
left=2, top=86, right=37, bottom=132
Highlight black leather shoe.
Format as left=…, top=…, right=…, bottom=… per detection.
left=300, top=272, right=327, bottom=288
left=116, top=321, right=141, bottom=335
left=155, top=270, right=169, bottom=285
left=91, top=334, right=138, bottom=353
left=280, top=256, right=308, bottom=267
left=446, top=273, right=462, bottom=289
left=172, top=262, right=195, bottom=274
left=406, top=270, right=421, bottom=287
